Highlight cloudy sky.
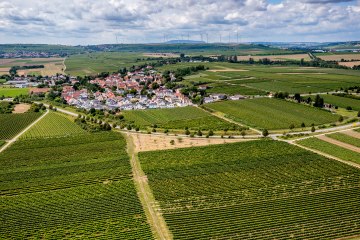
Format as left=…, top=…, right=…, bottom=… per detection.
left=0, top=0, right=359, bottom=45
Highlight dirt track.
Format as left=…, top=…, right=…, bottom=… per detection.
left=317, top=135, right=360, bottom=153
left=343, top=130, right=360, bottom=139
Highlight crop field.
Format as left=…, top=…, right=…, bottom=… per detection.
left=0, top=112, right=42, bottom=140
left=0, top=87, right=29, bottom=97
left=205, top=98, right=339, bottom=130
left=162, top=62, right=360, bottom=94
left=65, top=52, right=146, bottom=76
left=313, top=94, right=360, bottom=111
left=0, top=132, right=153, bottom=239
left=338, top=61, right=360, bottom=67
left=298, top=137, right=360, bottom=164
left=139, top=140, right=360, bottom=239
left=327, top=133, right=360, bottom=148
left=237, top=53, right=311, bottom=61
left=0, top=58, right=65, bottom=76
left=122, top=106, right=239, bottom=131
left=315, top=53, right=360, bottom=61
left=21, top=112, right=86, bottom=139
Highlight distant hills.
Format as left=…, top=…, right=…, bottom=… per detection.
left=164, top=40, right=206, bottom=44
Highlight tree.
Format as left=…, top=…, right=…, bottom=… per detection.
left=358, top=111, right=360, bottom=117
left=301, top=122, right=306, bottom=128
left=313, top=95, right=324, bottom=108
left=338, top=116, right=344, bottom=122
left=311, top=126, right=316, bottom=132
left=289, top=123, right=295, bottom=131
left=241, top=130, right=246, bottom=138
left=294, top=93, right=301, bottom=103
left=208, top=130, right=214, bottom=136
left=185, top=129, right=190, bottom=135
left=346, top=106, right=353, bottom=110
left=262, top=129, right=269, bottom=137
left=197, top=130, right=203, bottom=136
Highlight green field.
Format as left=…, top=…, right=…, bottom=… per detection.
left=139, top=140, right=360, bottom=239
left=65, top=52, right=146, bottom=76
left=298, top=137, right=360, bottom=164
left=316, top=94, right=360, bottom=111
left=159, top=62, right=360, bottom=94
left=0, top=132, right=153, bottom=239
left=0, top=88, right=29, bottom=97
left=22, top=112, right=86, bottom=139
left=122, top=106, right=240, bottom=131
left=205, top=98, right=339, bottom=130
left=0, top=141, right=4, bottom=147
left=0, top=113, right=42, bottom=139
left=327, top=132, right=360, bottom=147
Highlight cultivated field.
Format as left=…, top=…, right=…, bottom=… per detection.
left=0, top=132, right=153, bottom=239
left=165, top=62, right=360, bottom=94
left=0, top=58, right=65, bottom=76
left=0, top=87, right=29, bottom=97
left=316, top=53, right=360, bottom=61
left=237, top=53, right=311, bottom=61
left=21, top=112, right=86, bottom=139
left=298, top=137, right=360, bottom=164
left=327, top=132, right=360, bottom=148
left=139, top=140, right=360, bottom=239
left=122, top=106, right=241, bottom=131
left=65, top=52, right=146, bottom=76
left=338, top=61, right=360, bottom=67
left=205, top=98, right=339, bottom=130
left=130, top=133, right=254, bottom=152
left=0, top=112, right=42, bottom=140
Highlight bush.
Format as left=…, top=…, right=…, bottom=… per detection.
left=346, top=106, right=353, bottom=110
left=262, top=129, right=269, bottom=137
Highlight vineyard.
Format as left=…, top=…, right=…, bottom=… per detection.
left=21, top=111, right=86, bottom=139
left=139, top=140, right=360, bottom=239
left=0, top=112, right=42, bottom=140
left=122, top=106, right=239, bottom=131
left=327, top=132, right=360, bottom=148
left=310, top=94, right=360, bottom=111
left=205, top=98, right=339, bottom=130
left=297, top=137, right=360, bottom=164
left=0, top=132, right=153, bottom=239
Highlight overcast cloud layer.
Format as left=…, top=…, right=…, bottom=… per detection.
left=0, top=0, right=359, bottom=44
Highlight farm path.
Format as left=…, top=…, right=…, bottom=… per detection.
left=317, top=135, right=360, bottom=153
left=343, top=130, right=360, bottom=139
left=0, top=110, right=49, bottom=154
left=35, top=102, right=78, bottom=117
left=289, top=141, right=360, bottom=170
left=195, top=105, right=263, bottom=135
left=125, top=133, right=173, bottom=240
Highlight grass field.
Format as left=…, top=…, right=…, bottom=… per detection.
left=160, top=62, right=360, bottom=94
left=0, top=132, right=153, bottom=239
left=314, top=94, right=360, bottom=111
left=139, top=140, right=360, bottom=239
left=327, top=132, right=360, bottom=148
left=205, top=98, right=339, bottom=130
left=122, top=106, right=240, bottom=131
left=298, top=137, right=360, bottom=164
left=65, top=52, right=146, bottom=76
left=0, top=58, right=65, bottom=76
left=0, top=112, right=42, bottom=140
left=0, top=87, right=29, bottom=97
left=237, top=53, right=311, bottom=61
left=21, top=112, right=86, bottom=139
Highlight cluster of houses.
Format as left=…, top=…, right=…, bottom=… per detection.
left=61, top=68, right=193, bottom=111
left=0, top=52, right=61, bottom=58
left=4, top=75, right=76, bottom=89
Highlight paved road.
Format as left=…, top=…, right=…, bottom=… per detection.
left=0, top=110, right=49, bottom=153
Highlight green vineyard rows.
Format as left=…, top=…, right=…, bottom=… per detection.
left=0, top=132, right=153, bottom=239
left=139, top=140, right=360, bottom=239
left=327, top=132, right=360, bottom=148
left=0, top=112, right=42, bottom=140
left=21, top=111, right=86, bottom=139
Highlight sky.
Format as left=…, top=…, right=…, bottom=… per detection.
left=0, top=0, right=359, bottom=45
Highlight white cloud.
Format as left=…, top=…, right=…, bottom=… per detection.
left=0, top=0, right=358, bottom=44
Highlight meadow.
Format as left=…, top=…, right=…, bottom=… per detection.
left=139, top=140, right=360, bottom=239
left=122, top=106, right=240, bottom=131
left=298, top=137, right=360, bottom=164
left=65, top=52, right=146, bottom=76
left=21, top=111, right=86, bottom=139
left=0, top=132, right=153, bottom=239
left=0, top=112, right=42, bottom=140
left=205, top=98, right=339, bottom=130
left=0, top=87, right=29, bottom=97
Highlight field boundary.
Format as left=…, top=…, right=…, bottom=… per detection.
left=124, top=133, right=173, bottom=240
left=0, top=110, right=49, bottom=153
